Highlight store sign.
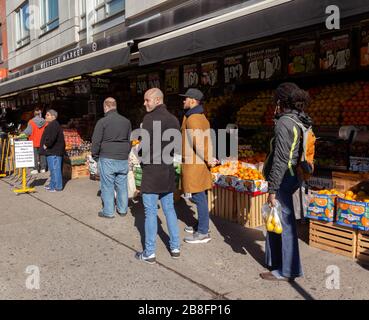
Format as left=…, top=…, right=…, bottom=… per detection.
left=148, top=73, right=161, bottom=89
left=288, top=40, right=317, bottom=75
left=90, top=78, right=110, bottom=89
left=350, top=157, right=369, bottom=172
left=224, top=55, right=243, bottom=83
left=319, top=33, right=351, bottom=71
left=201, top=61, right=218, bottom=86
left=246, top=46, right=282, bottom=80
left=308, top=176, right=333, bottom=190
left=74, top=79, right=91, bottom=95
left=14, top=141, right=35, bottom=169
left=165, top=68, right=179, bottom=94
left=183, top=64, right=199, bottom=88
left=137, top=74, right=148, bottom=95
left=360, top=25, right=369, bottom=68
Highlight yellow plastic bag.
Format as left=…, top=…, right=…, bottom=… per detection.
left=262, top=201, right=283, bottom=234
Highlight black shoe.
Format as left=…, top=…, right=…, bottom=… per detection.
left=170, top=249, right=180, bottom=259
left=135, top=252, right=156, bottom=265
left=98, top=212, right=115, bottom=219
left=117, top=210, right=127, bottom=217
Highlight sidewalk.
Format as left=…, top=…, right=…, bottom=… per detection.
left=0, top=174, right=368, bottom=300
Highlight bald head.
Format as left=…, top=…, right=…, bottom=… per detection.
left=144, top=88, right=164, bottom=112
left=104, top=97, right=117, bottom=113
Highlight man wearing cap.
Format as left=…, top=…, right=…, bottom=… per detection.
left=180, top=88, right=216, bottom=244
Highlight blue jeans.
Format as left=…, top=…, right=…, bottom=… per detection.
left=191, top=192, right=210, bottom=235
left=46, top=156, right=63, bottom=191
left=265, top=173, right=303, bottom=278
left=99, top=158, right=129, bottom=216
left=142, top=192, right=180, bottom=256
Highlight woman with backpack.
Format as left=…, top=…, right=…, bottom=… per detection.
left=261, top=82, right=314, bottom=282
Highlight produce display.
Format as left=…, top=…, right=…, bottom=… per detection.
left=204, top=95, right=231, bottom=122
left=238, top=146, right=267, bottom=164
left=307, top=82, right=361, bottom=126
left=314, top=140, right=348, bottom=169
left=236, top=91, right=273, bottom=127
left=65, top=142, right=92, bottom=166
left=63, top=129, right=83, bottom=150
left=342, top=82, right=369, bottom=125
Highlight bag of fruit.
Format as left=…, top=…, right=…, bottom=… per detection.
left=262, top=201, right=283, bottom=234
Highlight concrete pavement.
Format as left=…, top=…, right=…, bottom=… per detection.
left=0, top=173, right=368, bottom=300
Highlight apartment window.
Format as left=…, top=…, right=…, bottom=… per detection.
left=95, top=0, right=125, bottom=23
left=16, top=1, right=30, bottom=48
left=41, top=0, right=59, bottom=33
left=80, top=0, right=86, bottom=30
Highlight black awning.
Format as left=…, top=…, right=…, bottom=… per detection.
left=0, top=43, right=130, bottom=97
left=139, top=0, right=369, bottom=66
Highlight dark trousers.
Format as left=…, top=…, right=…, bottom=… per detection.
left=33, top=147, right=46, bottom=171
left=265, top=173, right=303, bottom=278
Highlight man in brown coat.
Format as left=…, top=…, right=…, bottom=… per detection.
left=180, top=88, right=216, bottom=244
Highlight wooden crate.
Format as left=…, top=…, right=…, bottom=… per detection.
left=63, top=163, right=90, bottom=180
left=357, top=232, right=369, bottom=265
left=208, top=186, right=265, bottom=228
left=309, top=220, right=358, bottom=259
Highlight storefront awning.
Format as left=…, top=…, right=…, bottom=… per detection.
left=139, top=0, right=369, bottom=66
left=0, top=42, right=131, bottom=97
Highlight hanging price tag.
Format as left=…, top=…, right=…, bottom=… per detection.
left=183, top=64, right=199, bottom=88
left=165, top=68, right=179, bottom=94
left=224, top=55, right=243, bottom=84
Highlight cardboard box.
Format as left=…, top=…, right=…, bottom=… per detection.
left=306, top=193, right=336, bottom=222
left=336, top=197, right=369, bottom=231
left=332, top=172, right=369, bottom=192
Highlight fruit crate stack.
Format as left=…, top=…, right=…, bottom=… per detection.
left=208, top=160, right=268, bottom=228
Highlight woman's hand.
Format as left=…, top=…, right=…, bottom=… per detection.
left=267, top=193, right=277, bottom=207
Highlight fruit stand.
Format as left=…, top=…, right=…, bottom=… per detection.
left=62, top=129, right=91, bottom=180
left=208, top=160, right=268, bottom=228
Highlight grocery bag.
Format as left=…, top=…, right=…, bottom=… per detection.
left=128, top=170, right=137, bottom=199
left=262, top=201, right=283, bottom=234
left=87, top=155, right=98, bottom=175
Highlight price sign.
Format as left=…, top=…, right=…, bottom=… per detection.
left=14, top=141, right=35, bottom=168
left=183, top=64, right=199, bottom=88
left=288, top=40, right=317, bottom=75
left=246, top=46, right=282, bottom=80
left=201, top=61, right=218, bottom=86
left=224, top=55, right=243, bottom=83
left=165, top=68, right=179, bottom=94
left=360, top=25, right=369, bottom=68
left=137, top=74, right=148, bottom=95
left=319, top=33, right=351, bottom=71
left=148, top=73, right=161, bottom=89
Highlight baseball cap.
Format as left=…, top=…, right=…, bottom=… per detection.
left=179, top=88, right=204, bottom=101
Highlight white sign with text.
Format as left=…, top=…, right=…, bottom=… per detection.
left=14, top=141, right=35, bottom=168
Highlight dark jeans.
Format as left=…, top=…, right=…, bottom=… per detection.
left=265, top=173, right=303, bottom=278
left=191, top=191, right=210, bottom=235
left=33, top=147, right=46, bottom=171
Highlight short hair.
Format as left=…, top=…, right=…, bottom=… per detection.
left=104, top=97, right=117, bottom=110
left=47, top=109, right=58, bottom=119
left=146, top=88, right=164, bottom=102
left=34, top=108, right=42, bottom=116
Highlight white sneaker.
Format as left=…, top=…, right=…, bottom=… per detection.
left=30, top=170, right=38, bottom=175
left=40, top=169, right=46, bottom=173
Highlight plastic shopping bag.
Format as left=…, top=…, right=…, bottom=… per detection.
left=87, top=155, right=98, bottom=175
left=128, top=170, right=137, bottom=199
left=262, top=201, right=283, bottom=234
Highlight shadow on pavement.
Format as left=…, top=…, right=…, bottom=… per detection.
left=129, top=195, right=172, bottom=253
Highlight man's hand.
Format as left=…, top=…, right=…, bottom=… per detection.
left=267, top=193, right=277, bottom=207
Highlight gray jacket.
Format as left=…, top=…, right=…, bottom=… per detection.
left=91, top=110, right=132, bottom=161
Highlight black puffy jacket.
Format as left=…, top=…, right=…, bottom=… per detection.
left=263, top=110, right=313, bottom=194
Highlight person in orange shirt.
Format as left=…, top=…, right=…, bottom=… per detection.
left=23, top=108, right=47, bottom=174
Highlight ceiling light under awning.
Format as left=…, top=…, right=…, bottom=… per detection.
left=88, top=69, right=113, bottom=76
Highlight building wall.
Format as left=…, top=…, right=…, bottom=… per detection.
left=125, top=0, right=174, bottom=19
left=0, top=0, right=9, bottom=79
left=6, top=0, right=80, bottom=71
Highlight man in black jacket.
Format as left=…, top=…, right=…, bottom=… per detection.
left=40, top=109, right=65, bottom=192
left=92, top=97, right=132, bottom=218
left=135, top=88, right=181, bottom=264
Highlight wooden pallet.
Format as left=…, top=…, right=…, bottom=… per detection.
left=208, top=186, right=265, bottom=228
left=357, top=232, right=369, bottom=265
left=309, top=220, right=358, bottom=259
left=63, top=163, right=90, bottom=180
